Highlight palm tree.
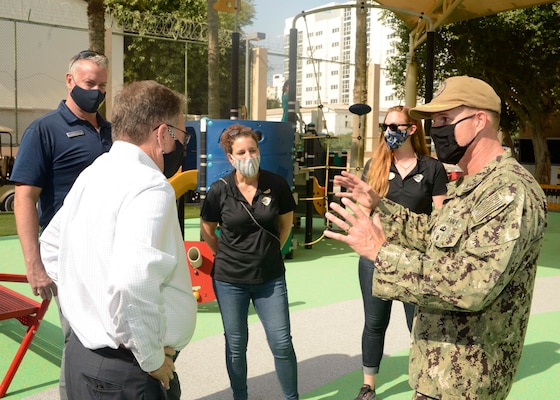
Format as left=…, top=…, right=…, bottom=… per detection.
left=86, top=0, right=105, bottom=53
left=208, top=0, right=221, bottom=118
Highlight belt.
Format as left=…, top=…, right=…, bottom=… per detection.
left=92, top=345, right=136, bottom=364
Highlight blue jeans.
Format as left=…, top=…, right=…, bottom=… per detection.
left=359, top=257, right=415, bottom=375
left=213, top=276, right=299, bottom=400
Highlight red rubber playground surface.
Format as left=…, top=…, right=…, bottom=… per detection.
left=1, top=212, right=559, bottom=399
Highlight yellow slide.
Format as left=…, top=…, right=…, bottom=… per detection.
left=168, top=169, right=198, bottom=200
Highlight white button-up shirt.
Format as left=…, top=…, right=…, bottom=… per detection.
left=41, top=140, right=197, bottom=372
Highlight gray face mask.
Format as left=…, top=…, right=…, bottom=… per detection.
left=232, top=155, right=260, bottom=178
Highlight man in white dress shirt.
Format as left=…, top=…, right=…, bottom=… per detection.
left=40, top=80, right=197, bottom=399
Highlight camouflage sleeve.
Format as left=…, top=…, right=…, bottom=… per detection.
left=377, top=198, right=433, bottom=252
left=373, top=185, right=543, bottom=311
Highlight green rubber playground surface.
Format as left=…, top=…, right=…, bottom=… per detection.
left=1, top=212, right=559, bottom=399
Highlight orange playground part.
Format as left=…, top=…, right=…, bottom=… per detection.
left=184, top=241, right=216, bottom=304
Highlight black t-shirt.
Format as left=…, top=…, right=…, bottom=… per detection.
left=200, top=169, right=296, bottom=284
left=362, top=154, right=448, bottom=215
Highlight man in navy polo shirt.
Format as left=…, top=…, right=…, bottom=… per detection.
left=11, top=50, right=112, bottom=399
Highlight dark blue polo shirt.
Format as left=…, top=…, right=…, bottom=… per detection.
left=201, top=169, right=296, bottom=284
left=363, top=154, right=448, bottom=215
left=11, top=100, right=112, bottom=229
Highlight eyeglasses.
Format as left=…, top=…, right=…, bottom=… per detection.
left=167, top=124, right=192, bottom=145
left=379, top=123, right=413, bottom=131
left=152, top=123, right=192, bottom=145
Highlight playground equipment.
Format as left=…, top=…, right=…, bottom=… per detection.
left=168, top=168, right=216, bottom=304
left=169, top=119, right=295, bottom=302
left=293, top=105, right=369, bottom=248
left=540, top=168, right=560, bottom=211
left=0, top=274, right=50, bottom=398
left=187, top=118, right=295, bottom=258
left=294, top=124, right=348, bottom=248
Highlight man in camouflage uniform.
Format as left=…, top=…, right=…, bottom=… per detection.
left=324, top=76, right=548, bottom=399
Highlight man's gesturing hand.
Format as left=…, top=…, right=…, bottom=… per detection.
left=324, top=197, right=386, bottom=261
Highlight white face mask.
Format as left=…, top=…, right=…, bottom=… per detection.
left=231, top=155, right=260, bottom=178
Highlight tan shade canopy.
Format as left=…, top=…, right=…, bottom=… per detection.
left=376, top=0, right=557, bottom=31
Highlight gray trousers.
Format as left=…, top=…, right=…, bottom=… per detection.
left=54, top=296, right=70, bottom=400
left=65, top=332, right=169, bottom=399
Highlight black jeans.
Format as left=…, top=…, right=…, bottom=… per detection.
left=358, top=256, right=415, bottom=374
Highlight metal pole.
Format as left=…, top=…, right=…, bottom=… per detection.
left=13, top=21, right=18, bottom=143
left=244, top=38, right=249, bottom=119
left=230, top=31, right=240, bottom=119
left=288, top=28, right=298, bottom=127
left=184, top=41, right=188, bottom=116
left=424, top=30, right=435, bottom=133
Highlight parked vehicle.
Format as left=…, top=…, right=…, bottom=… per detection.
left=0, top=126, right=15, bottom=212
left=0, top=184, right=15, bottom=212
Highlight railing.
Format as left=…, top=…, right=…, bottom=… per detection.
left=540, top=184, right=560, bottom=211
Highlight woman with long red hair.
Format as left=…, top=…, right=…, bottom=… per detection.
left=354, top=106, right=448, bottom=400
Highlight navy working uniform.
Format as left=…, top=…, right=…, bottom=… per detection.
left=373, top=150, right=547, bottom=399
left=11, top=100, right=112, bottom=228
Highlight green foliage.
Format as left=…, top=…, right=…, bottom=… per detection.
left=267, top=98, right=281, bottom=109
left=105, top=0, right=256, bottom=117
left=383, top=3, right=560, bottom=133
left=321, top=134, right=352, bottom=152
left=295, top=134, right=352, bottom=152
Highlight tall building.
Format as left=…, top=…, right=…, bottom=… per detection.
left=281, top=1, right=402, bottom=134
left=270, top=73, right=285, bottom=102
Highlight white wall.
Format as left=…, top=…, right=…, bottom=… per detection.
left=0, top=0, right=123, bottom=141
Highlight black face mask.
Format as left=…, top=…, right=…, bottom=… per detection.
left=429, top=114, right=476, bottom=165
left=70, top=84, right=106, bottom=113
left=163, top=140, right=186, bottom=178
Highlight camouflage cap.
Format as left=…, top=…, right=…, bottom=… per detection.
left=409, top=76, right=501, bottom=119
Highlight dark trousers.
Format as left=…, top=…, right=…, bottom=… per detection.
left=65, top=332, right=180, bottom=400
left=359, top=257, right=415, bottom=373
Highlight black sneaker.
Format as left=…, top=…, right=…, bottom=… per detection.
left=353, top=384, right=376, bottom=400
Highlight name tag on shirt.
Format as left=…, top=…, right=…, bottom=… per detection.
left=66, top=130, right=85, bottom=138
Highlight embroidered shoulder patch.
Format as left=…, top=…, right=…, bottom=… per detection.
left=471, top=191, right=513, bottom=223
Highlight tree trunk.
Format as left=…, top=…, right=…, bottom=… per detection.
left=522, top=118, right=551, bottom=184
left=501, top=127, right=515, bottom=156
left=207, top=0, right=220, bottom=118
left=350, top=0, right=368, bottom=169
left=87, top=0, right=105, bottom=53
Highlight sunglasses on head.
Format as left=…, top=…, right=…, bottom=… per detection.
left=226, top=127, right=254, bottom=137
left=70, top=50, right=106, bottom=68
left=219, top=127, right=260, bottom=143
left=78, top=50, right=102, bottom=58
left=379, top=123, right=412, bottom=131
